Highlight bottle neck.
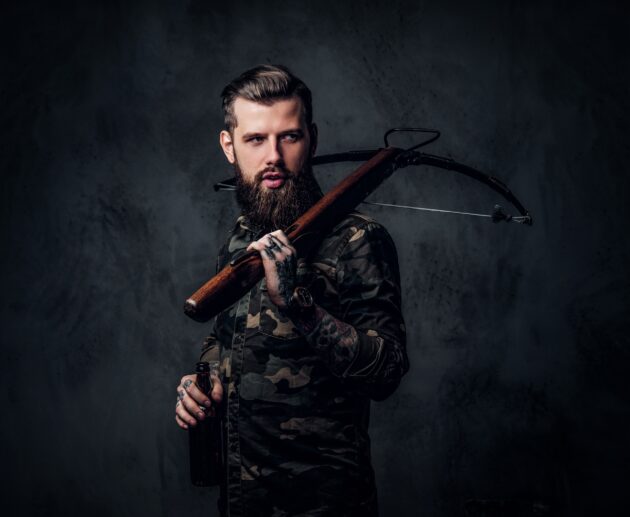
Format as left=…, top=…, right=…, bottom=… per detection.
left=195, top=362, right=212, bottom=395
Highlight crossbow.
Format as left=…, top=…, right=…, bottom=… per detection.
left=185, top=128, right=533, bottom=322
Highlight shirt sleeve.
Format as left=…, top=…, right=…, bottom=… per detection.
left=298, top=220, right=409, bottom=400
left=335, top=221, right=408, bottom=399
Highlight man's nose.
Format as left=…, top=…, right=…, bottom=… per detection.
left=265, top=137, right=283, bottom=165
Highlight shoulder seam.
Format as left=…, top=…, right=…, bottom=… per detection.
left=335, top=218, right=388, bottom=261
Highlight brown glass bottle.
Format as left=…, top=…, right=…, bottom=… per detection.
left=189, top=361, right=222, bottom=486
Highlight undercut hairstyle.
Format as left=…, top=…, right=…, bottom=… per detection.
left=221, top=64, right=313, bottom=134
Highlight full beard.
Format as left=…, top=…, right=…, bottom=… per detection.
left=234, top=160, right=323, bottom=233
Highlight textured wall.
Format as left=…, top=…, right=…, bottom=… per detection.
left=3, top=1, right=629, bottom=516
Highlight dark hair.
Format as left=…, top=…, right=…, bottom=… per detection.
left=221, top=64, right=313, bottom=133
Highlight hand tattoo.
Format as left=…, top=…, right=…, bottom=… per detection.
left=264, top=235, right=283, bottom=259
left=275, top=254, right=296, bottom=308
left=177, top=390, right=185, bottom=401
left=183, top=379, right=193, bottom=390
left=268, top=236, right=283, bottom=252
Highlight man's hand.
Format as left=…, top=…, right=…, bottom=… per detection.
left=175, top=372, right=223, bottom=430
left=247, top=230, right=297, bottom=310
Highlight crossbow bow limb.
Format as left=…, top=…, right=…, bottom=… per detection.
left=184, top=129, right=532, bottom=322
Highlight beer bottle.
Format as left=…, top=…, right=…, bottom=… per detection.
left=189, top=361, right=222, bottom=486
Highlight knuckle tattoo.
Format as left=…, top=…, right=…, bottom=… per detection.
left=270, top=235, right=284, bottom=248
left=183, top=379, right=193, bottom=390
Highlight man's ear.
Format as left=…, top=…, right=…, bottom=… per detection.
left=219, top=130, right=236, bottom=164
left=309, top=123, right=318, bottom=157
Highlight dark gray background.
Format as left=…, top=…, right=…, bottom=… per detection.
left=3, top=1, right=629, bottom=516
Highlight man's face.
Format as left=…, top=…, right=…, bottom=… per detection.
left=219, top=96, right=321, bottom=232
left=220, top=96, right=316, bottom=188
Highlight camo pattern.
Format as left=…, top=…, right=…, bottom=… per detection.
left=200, top=212, right=408, bottom=517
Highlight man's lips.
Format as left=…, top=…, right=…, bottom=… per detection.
left=261, top=171, right=287, bottom=189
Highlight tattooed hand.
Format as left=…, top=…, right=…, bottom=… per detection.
left=174, top=372, right=223, bottom=430
left=247, top=230, right=297, bottom=310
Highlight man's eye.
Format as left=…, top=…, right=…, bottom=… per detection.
left=282, top=133, right=300, bottom=142
left=248, top=136, right=264, bottom=144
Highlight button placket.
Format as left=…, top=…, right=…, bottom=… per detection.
left=225, top=289, right=251, bottom=517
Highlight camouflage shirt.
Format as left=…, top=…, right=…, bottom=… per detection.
left=200, top=212, right=408, bottom=517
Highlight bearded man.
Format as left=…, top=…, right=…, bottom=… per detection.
left=175, top=64, right=409, bottom=517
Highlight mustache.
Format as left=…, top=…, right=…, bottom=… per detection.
left=254, top=165, right=293, bottom=182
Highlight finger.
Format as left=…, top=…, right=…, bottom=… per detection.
left=269, top=234, right=289, bottom=251
left=176, top=399, right=198, bottom=426
left=261, top=241, right=281, bottom=260
left=266, top=235, right=283, bottom=252
left=211, top=373, right=224, bottom=404
left=247, top=239, right=277, bottom=260
left=246, top=240, right=265, bottom=252
left=181, top=377, right=212, bottom=407
left=260, top=235, right=285, bottom=261
left=180, top=388, right=209, bottom=421
left=275, top=242, right=297, bottom=261
left=270, top=230, right=290, bottom=247
left=175, top=413, right=189, bottom=430
left=179, top=393, right=206, bottom=421
left=178, top=374, right=196, bottom=391
left=270, top=231, right=296, bottom=254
